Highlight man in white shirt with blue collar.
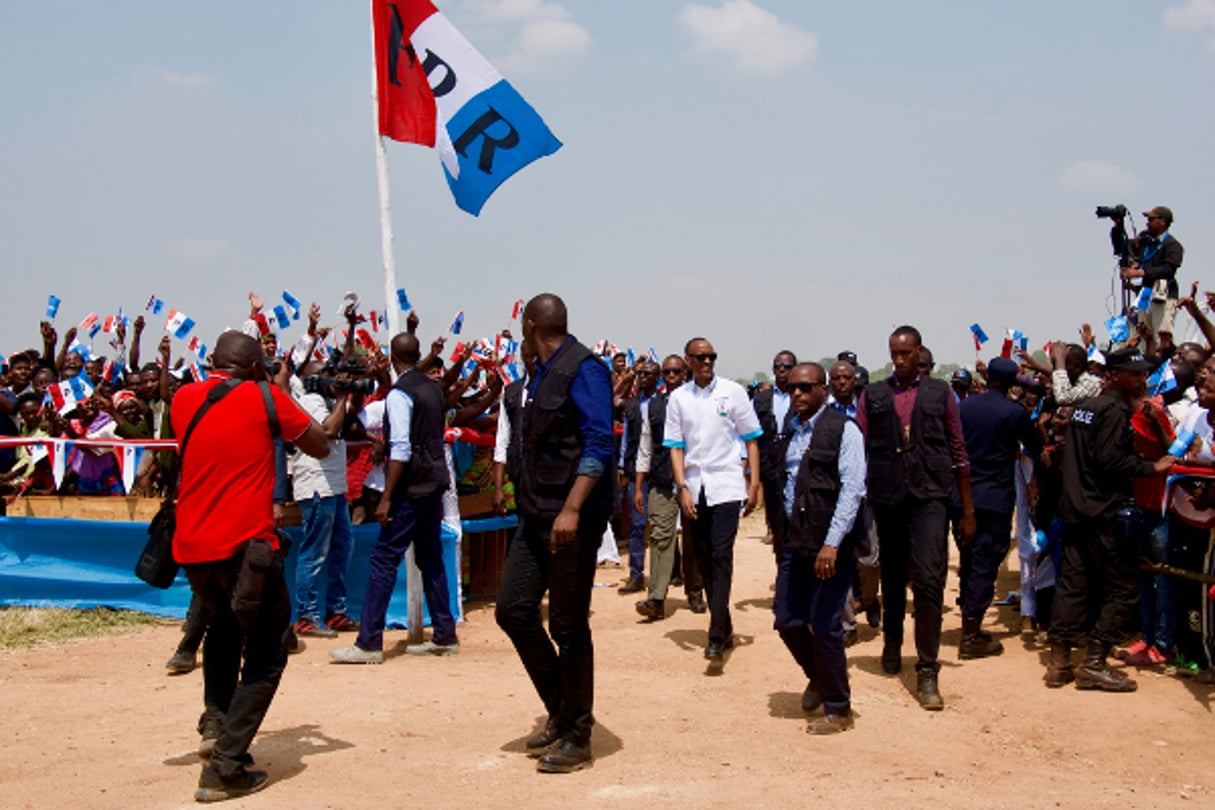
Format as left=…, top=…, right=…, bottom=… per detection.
left=665, top=337, right=763, bottom=665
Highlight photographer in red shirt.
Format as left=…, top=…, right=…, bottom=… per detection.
left=172, top=331, right=328, bottom=803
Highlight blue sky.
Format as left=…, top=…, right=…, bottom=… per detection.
left=3, top=1, right=1214, bottom=377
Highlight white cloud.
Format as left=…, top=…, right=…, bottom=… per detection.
left=460, top=0, right=591, bottom=72
left=677, top=0, right=817, bottom=75
left=163, top=237, right=235, bottom=261
left=134, top=66, right=217, bottom=88
left=1060, top=161, right=1142, bottom=195
left=1164, top=0, right=1215, bottom=50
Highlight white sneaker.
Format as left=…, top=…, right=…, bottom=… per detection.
left=329, top=644, right=383, bottom=664
left=405, top=640, right=460, bottom=656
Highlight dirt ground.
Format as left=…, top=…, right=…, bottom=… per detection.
left=2, top=511, right=1212, bottom=809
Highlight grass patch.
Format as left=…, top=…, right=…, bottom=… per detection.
left=0, top=606, right=167, bottom=650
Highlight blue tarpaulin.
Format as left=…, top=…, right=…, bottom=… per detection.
left=0, top=516, right=467, bottom=627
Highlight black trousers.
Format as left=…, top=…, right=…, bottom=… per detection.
left=874, top=498, right=948, bottom=673
left=959, top=509, right=1014, bottom=620
left=689, top=492, right=741, bottom=645
left=183, top=547, right=291, bottom=777
left=495, top=511, right=607, bottom=744
left=177, top=591, right=206, bottom=655
left=1049, top=519, right=1139, bottom=647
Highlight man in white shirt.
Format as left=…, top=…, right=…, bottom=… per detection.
left=289, top=367, right=355, bottom=637
left=665, top=337, right=763, bottom=664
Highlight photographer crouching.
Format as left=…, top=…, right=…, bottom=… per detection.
left=1120, top=206, right=1185, bottom=353
left=288, top=354, right=376, bottom=638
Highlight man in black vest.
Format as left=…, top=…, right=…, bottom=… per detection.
left=495, top=294, right=614, bottom=774
left=775, top=363, right=868, bottom=734
left=753, top=351, right=797, bottom=547
left=856, top=325, right=975, bottom=710
left=493, top=344, right=537, bottom=516
left=330, top=333, right=458, bottom=665
left=633, top=354, right=705, bottom=619
left=619, top=361, right=661, bottom=592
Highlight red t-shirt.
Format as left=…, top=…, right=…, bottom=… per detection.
left=171, top=374, right=312, bottom=564
left=1129, top=397, right=1174, bottom=511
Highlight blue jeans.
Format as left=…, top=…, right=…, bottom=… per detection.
left=295, top=493, right=354, bottom=622
left=626, top=480, right=649, bottom=580
left=1138, top=513, right=1175, bottom=650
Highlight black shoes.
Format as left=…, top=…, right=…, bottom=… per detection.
left=197, top=717, right=223, bottom=759
left=1044, top=642, right=1075, bottom=688
left=619, top=577, right=645, bottom=594
left=194, top=765, right=269, bottom=803
left=959, top=617, right=1004, bottom=659
left=881, top=640, right=902, bottom=674
left=916, top=670, right=944, bottom=711
left=525, top=717, right=561, bottom=757
left=704, top=636, right=734, bottom=661
left=801, top=683, right=822, bottom=713
left=687, top=591, right=707, bottom=614
left=865, top=600, right=881, bottom=628
left=537, top=738, right=592, bottom=773
left=807, top=713, right=854, bottom=735
left=843, top=629, right=859, bottom=648
left=1075, top=640, right=1137, bottom=692
left=166, top=649, right=198, bottom=675
left=635, top=599, right=665, bottom=620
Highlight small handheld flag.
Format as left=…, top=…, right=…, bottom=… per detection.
left=1169, top=428, right=1196, bottom=457
left=449, top=310, right=464, bottom=335
left=87, top=323, right=102, bottom=341
left=511, top=299, right=525, bottom=320
left=282, top=290, right=303, bottom=319
left=1148, top=361, right=1177, bottom=397
left=969, top=323, right=989, bottom=351
left=648, top=348, right=660, bottom=364
left=79, top=313, right=99, bottom=332
left=396, top=288, right=412, bottom=311
left=145, top=295, right=164, bottom=315
left=165, top=310, right=195, bottom=340
left=626, top=347, right=636, bottom=368
left=46, top=295, right=61, bottom=320
left=1103, top=315, right=1130, bottom=344
left=272, top=305, right=291, bottom=330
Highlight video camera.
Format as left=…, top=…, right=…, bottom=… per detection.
left=1095, top=204, right=1135, bottom=268
left=301, top=356, right=376, bottom=398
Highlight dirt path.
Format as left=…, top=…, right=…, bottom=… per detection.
left=2, top=512, right=1211, bottom=809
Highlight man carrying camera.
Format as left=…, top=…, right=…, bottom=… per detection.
left=1121, top=206, right=1184, bottom=347
left=172, top=331, right=328, bottom=802
left=289, top=358, right=362, bottom=637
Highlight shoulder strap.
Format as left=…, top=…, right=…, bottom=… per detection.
left=179, top=379, right=242, bottom=462
left=257, top=381, right=282, bottom=440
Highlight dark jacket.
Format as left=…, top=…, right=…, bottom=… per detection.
left=1059, top=391, right=1157, bottom=523
left=753, top=387, right=793, bottom=484
left=385, top=369, right=448, bottom=500
left=960, top=390, right=1043, bottom=514
left=778, top=408, right=866, bottom=560
left=863, top=377, right=954, bottom=507
left=1137, top=232, right=1184, bottom=299
left=518, top=340, right=612, bottom=521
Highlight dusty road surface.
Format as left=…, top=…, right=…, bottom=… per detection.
left=2, top=512, right=1212, bottom=809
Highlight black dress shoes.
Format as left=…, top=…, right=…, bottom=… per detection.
left=537, top=738, right=592, bottom=773
left=635, top=599, right=665, bottom=620
left=619, top=577, right=645, bottom=594
left=525, top=717, right=561, bottom=757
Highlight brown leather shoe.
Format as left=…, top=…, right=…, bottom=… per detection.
left=634, top=599, right=665, bottom=620
left=619, top=577, right=645, bottom=594
left=1075, top=640, right=1137, bottom=693
left=807, top=713, right=854, bottom=735
left=1044, top=642, right=1074, bottom=688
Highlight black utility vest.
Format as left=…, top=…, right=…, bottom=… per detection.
left=645, top=392, right=674, bottom=489
left=501, top=378, right=525, bottom=485
left=783, top=408, right=866, bottom=558
left=518, top=340, right=611, bottom=520
left=384, top=369, right=448, bottom=500
left=863, top=376, right=953, bottom=507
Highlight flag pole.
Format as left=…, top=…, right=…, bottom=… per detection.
left=369, top=7, right=422, bottom=642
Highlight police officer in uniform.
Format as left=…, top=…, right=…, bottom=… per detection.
left=495, top=294, right=615, bottom=773
left=1045, top=347, right=1176, bottom=691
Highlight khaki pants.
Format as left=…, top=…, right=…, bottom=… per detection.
left=646, top=486, right=682, bottom=601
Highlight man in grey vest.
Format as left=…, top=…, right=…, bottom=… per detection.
left=495, top=294, right=615, bottom=774
left=856, top=325, right=975, bottom=710
left=330, top=333, right=458, bottom=665
left=775, top=363, right=867, bottom=734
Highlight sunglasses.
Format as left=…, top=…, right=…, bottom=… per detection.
left=689, top=353, right=717, bottom=362
left=789, top=381, right=826, bottom=394
left=772, top=362, right=795, bottom=370
left=662, top=367, right=684, bottom=375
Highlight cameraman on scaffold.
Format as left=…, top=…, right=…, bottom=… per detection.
left=1121, top=206, right=1184, bottom=351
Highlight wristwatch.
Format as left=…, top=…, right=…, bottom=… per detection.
left=674, top=483, right=688, bottom=494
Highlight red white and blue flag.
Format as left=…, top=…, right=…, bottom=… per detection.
left=449, top=310, right=464, bottom=335
left=46, top=376, right=94, bottom=415
left=372, top=0, right=563, bottom=216
left=165, top=309, right=195, bottom=339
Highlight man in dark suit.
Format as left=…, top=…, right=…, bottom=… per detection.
left=753, top=351, right=797, bottom=548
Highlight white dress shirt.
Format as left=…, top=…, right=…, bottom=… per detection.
left=663, top=375, right=762, bottom=506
